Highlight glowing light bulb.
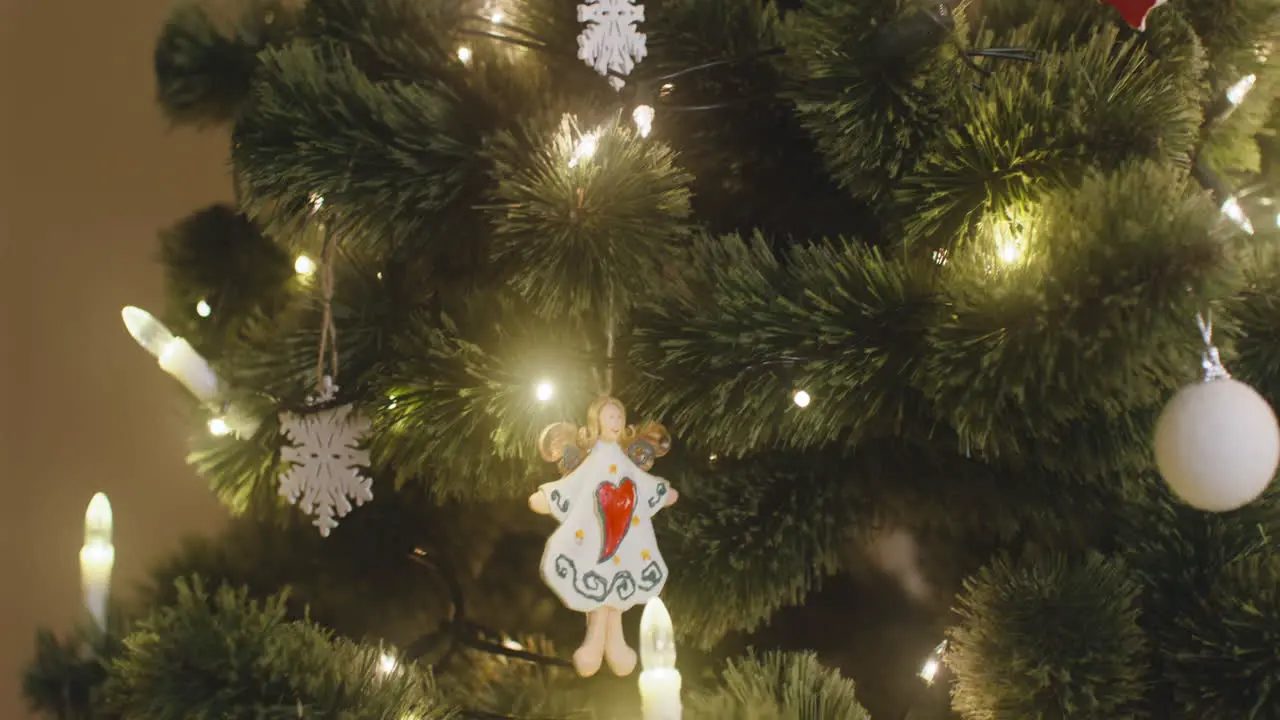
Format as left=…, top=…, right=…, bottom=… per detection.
left=208, top=417, right=231, bottom=436
left=195, top=299, right=212, bottom=317
left=80, top=493, right=114, bottom=632
left=309, top=193, right=324, bottom=211
left=379, top=652, right=397, bottom=675
left=919, top=640, right=948, bottom=685
left=490, top=10, right=504, bottom=23
left=569, top=132, right=599, bottom=168
left=633, top=104, right=655, bottom=138
left=295, top=254, right=317, bottom=276
left=639, top=598, right=681, bottom=719
left=1227, top=74, right=1257, bottom=106
left=457, top=46, right=472, bottom=63
left=535, top=381, right=555, bottom=402
left=121, top=306, right=219, bottom=401
left=793, top=390, right=811, bottom=408
left=502, top=637, right=523, bottom=650
left=1222, top=196, right=1254, bottom=234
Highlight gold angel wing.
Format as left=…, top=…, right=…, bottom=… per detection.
left=538, top=421, right=585, bottom=475
left=625, top=421, right=672, bottom=471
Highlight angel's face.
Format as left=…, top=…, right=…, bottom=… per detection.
left=599, top=402, right=625, bottom=442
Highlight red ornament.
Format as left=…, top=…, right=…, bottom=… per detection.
left=1100, top=0, right=1167, bottom=30
left=595, top=478, right=636, bottom=563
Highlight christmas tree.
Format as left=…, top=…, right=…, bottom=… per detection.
left=24, top=0, right=1280, bottom=717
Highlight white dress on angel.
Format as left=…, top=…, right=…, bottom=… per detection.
left=537, top=439, right=673, bottom=613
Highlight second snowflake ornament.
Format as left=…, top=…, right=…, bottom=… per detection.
left=279, top=376, right=373, bottom=536
left=529, top=395, right=678, bottom=677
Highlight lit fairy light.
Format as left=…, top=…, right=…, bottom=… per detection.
left=490, top=9, right=504, bottom=23
left=932, top=248, right=949, bottom=266
left=379, top=652, right=398, bottom=675
left=633, top=104, right=654, bottom=138
left=295, top=254, right=317, bottom=276
left=568, top=132, right=599, bottom=168
left=919, top=640, right=948, bottom=685
left=195, top=299, right=212, bottom=317
left=535, top=380, right=555, bottom=402
left=1227, top=74, right=1257, bottom=106
left=457, top=46, right=472, bottom=63
left=793, top=390, right=811, bottom=408
left=208, top=417, right=231, bottom=436
left=1222, top=196, right=1254, bottom=234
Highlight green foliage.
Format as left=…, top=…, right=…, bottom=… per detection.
left=1122, top=487, right=1280, bottom=716
left=948, top=554, right=1148, bottom=719
left=1165, top=553, right=1280, bottom=718
left=23, top=629, right=120, bottom=720
left=629, top=231, right=938, bottom=455
left=106, top=578, right=454, bottom=720
left=685, top=651, right=870, bottom=719
left=658, top=451, right=851, bottom=648
left=159, top=204, right=293, bottom=351
left=233, top=40, right=489, bottom=248
left=926, top=162, right=1230, bottom=456
left=486, top=113, right=694, bottom=318
left=899, top=25, right=1201, bottom=251
left=778, top=0, right=961, bottom=202
left=154, top=0, right=296, bottom=126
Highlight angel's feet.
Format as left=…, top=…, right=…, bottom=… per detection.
left=572, top=609, right=608, bottom=677
left=603, top=607, right=638, bottom=676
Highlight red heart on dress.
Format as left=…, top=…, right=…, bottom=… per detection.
left=595, top=478, right=637, bottom=563
left=1100, top=0, right=1166, bottom=30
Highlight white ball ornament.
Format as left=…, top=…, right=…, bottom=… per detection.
left=1155, top=376, right=1280, bottom=512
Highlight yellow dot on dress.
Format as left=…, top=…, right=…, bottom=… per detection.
left=575, top=529, right=584, bottom=541
left=609, top=464, right=618, bottom=473
left=632, top=516, right=640, bottom=526
left=642, top=550, right=651, bottom=561
left=612, top=556, right=621, bottom=565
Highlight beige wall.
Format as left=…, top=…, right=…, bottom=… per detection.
left=1, top=0, right=231, bottom=715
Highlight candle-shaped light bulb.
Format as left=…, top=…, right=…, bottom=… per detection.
left=639, top=598, right=681, bottom=719
left=80, top=493, right=115, bottom=633
left=640, top=596, right=676, bottom=670
left=122, top=306, right=174, bottom=358
left=121, top=306, right=219, bottom=401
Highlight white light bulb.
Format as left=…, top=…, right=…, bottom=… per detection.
left=309, top=193, right=324, bottom=211
left=208, top=417, right=231, bottom=436
left=295, top=254, right=317, bottom=276
left=640, top=598, right=676, bottom=670
left=918, top=640, right=948, bottom=685
left=535, top=381, right=555, bottom=402
left=196, top=299, right=212, bottom=317
left=490, top=10, right=504, bottom=23
left=81, top=493, right=114, bottom=633
left=1222, top=196, right=1254, bottom=234
left=379, top=652, right=398, bottom=675
left=85, top=493, right=112, bottom=545
left=122, top=306, right=176, bottom=359
left=1227, top=74, right=1257, bottom=106
left=633, top=104, right=655, bottom=138
left=122, top=306, right=220, bottom=401
left=457, top=46, right=472, bottom=63
left=569, top=133, right=599, bottom=168
left=502, top=637, right=524, bottom=650
left=793, top=390, right=811, bottom=408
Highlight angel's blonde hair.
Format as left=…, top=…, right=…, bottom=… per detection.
left=537, top=395, right=670, bottom=467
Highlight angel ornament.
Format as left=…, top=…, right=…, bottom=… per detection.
left=529, top=395, right=679, bottom=677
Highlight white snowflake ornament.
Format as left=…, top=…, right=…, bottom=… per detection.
left=577, top=0, right=646, bottom=90
left=278, top=379, right=373, bottom=536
